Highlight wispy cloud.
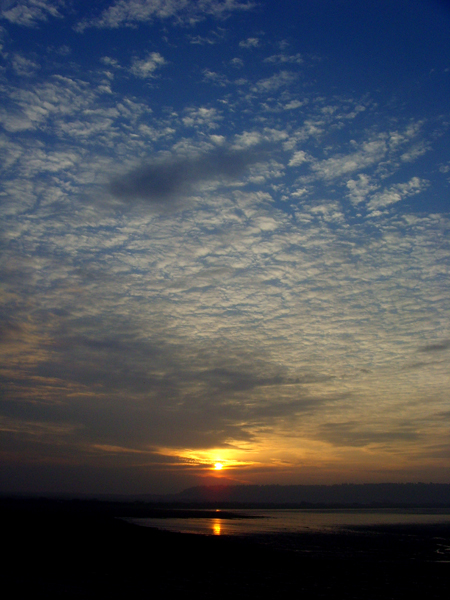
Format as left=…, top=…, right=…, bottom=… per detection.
left=239, top=36, right=259, bottom=48
left=367, top=177, right=428, bottom=213
left=309, top=137, right=388, bottom=180
left=76, top=0, right=255, bottom=31
left=253, top=70, right=297, bottom=92
left=189, top=28, right=226, bottom=45
left=11, top=53, right=40, bottom=76
left=318, top=421, right=420, bottom=448
left=0, top=0, right=64, bottom=27
left=264, top=53, right=303, bottom=64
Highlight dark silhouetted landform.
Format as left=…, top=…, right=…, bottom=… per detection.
left=5, top=482, right=450, bottom=507
left=153, top=482, right=450, bottom=507
left=4, top=482, right=450, bottom=508
left=3, top=496, right=450, bottom=599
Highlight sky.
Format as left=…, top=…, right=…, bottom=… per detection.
left=0, top=0, right=449, bottom=495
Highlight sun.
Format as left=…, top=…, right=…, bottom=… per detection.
left=214, top=462, right=224, bottom=470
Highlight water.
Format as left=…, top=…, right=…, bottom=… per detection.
left=129, top=508, right=450, bottom=537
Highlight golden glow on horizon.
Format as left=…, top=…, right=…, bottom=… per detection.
left=212, top=519, right=221, bottom=535
left=154, top=434, right=423, bottom=483
left=157, top=446, right=255, bottom=470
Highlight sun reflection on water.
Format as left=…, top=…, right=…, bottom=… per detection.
left=212, top=519, right=221, bottom=535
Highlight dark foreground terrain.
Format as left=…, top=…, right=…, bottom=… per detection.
left=3, top=498, right=450, bottom=599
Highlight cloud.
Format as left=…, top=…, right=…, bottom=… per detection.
left=283, top=100, right=303, bottom=110
left=253, top=70, right=297, bottom=92
left=0, top=0, right=64, bottom=26
left=239, top=37, right=259, bottom=48
left=318, top=422, right=420, bottom=448
left=130, top=52, right=166, bottom=78
left=189, top=29, right=225, bottom=45
left=230, top=57, right=244, bottom=68
left=0, top=309, right=337, bottom=455
left=0, top=76, right=101, bottom=132
left=367, top=177, right=428, bottom=212
left=346, top=174, right=378, bottom=205
left=76, top=0, right=255, bottom=31
left=182, top=106, right=222, bottom=128
left=202, top=69, right=229, bottom=86
left=400, top=142, right=429, bottom=163
left=11, top=54, right=40, bottom=76
left=288, top=150, right=310, bottom=167
left=310, top=137, right=387, bottom=180
left=1, top=5, right=449, bottom=492
left=0, top=319, right=23, bottom=342
left=108, top=145, right=269, bottom=205
left=418, top=340, right=450, bottom=353
left=264, top=53, right=303, bottom=64
left=2, top=171, right=449, bottom=486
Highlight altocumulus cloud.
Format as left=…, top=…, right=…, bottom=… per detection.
left=1, top=0, right=450, bottom=494
left=76, top=0, right=254, bottom=31
left=0, top=0, right=64, bottom=26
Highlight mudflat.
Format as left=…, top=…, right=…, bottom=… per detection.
left=4, top=498, right=450, bottom=599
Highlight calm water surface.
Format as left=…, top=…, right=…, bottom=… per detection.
left=130, top=508, right=450, bottom=537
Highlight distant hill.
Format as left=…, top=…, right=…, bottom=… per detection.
left=162, top=483, right=450, bottom=506
left=5, top=483, right=450, bottom=507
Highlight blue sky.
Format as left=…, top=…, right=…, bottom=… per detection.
left=1, top=0, right=449, bottom=494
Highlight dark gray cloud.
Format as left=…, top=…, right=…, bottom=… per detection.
left=318, top=421, right=420, bottom=448
left=418, top=340, right=450, bottom=353
left=191, top=367, right=331, bottom=393
left=108, top=146, right=268, bottom=206
left=0, top=320, right=23, bottom=342
left=0, top=313, right=336, bottom=456
left=0, top=457, right=197, bottom=495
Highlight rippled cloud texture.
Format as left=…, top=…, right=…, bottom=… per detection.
left=1, top=0, right=449, bottom=493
